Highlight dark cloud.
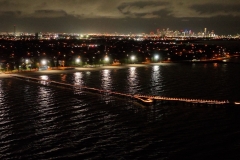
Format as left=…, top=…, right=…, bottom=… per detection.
left=118, top=1, right=169, bottom=9
left=118, top=1, right=169, bottom=18
left=191, top=3, right=240, bottom=15
left=152, top=9, right=172, bottom=17
left=0, top=11, right=21, bottom=16
left=32, top=10, right=68, bottom=18
left=0, top=0, right=14, bottom=7
left=35, top=2, right=48, bottom=8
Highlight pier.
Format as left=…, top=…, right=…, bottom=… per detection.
left=12, top=75, right=240, bottom=106
left=134, top=95, right=232, bottom=105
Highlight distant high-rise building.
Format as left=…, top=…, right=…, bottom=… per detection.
left=13, top=25, right=16, bottom=36
left=35, top=32, right=39, bottom=39
left=189, top=30, right=192, bottom=35
left=211, top=30, right=215, bottom=37
left=204, top=28, right=207, bottom=36
left=150, top=31, right=154, bottom=35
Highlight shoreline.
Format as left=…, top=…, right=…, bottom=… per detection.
left=0, top=61, right=239, bottom=78
left=0, top=63, right=170, bottom=78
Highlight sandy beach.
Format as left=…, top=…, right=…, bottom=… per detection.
left=0, top=63, right=171, bottom=78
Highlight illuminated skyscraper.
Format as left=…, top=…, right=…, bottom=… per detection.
left=157, top=29, right=160, bottom=35
left=14, top=25, right=16, bottom=36
left=204, top=28, right=207, bottom=36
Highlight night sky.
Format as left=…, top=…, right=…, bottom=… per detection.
left=0, top=0, right=239, bottom=35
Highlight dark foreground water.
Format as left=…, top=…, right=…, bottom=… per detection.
left=1, top=62, right=240, bottom=159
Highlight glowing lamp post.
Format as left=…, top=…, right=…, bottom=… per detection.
left=92, top=57, right=95, bottom=66
left=25, top=59, right=32, bottom=70
left=41, top=59, right=47, bottom=66
left=53, top=56, right=57, bottom=68
left=38, top=59, right=47, bottom=71
left=6, top=63, right=9, bottom=72
left=75, top=58, right=80, bottom=66
left=25, top=59, right=29, bottom=70
left=76, top=58, right=80, bottom=63
left=131, top=55, right=135, bottom=64
left=154, top=55, right=159, bottom=62
left=104, top=56, right=109, bottom=65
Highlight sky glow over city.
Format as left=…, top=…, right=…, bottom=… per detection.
left=0, top=0, right=239, bottom=35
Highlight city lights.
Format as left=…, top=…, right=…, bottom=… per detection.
left=0, top=29, right=238, bottom=72
left=1, top=1, right=240, bottom=159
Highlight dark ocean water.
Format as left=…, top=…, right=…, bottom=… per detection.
left=1, top=62, right=240, bottom=159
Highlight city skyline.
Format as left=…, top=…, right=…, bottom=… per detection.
left=0, top=0, right=240, bottom=35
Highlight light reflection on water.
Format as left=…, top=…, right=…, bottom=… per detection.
left=40, top=75, right=49, bottom=85
left=74, top=72, right=84, bottom=86
left=36, top=86, right=58, bottom=146
left=0, top=80, right=10, bottom=124
left=0, top=90, right=11, bottom=148
left=0, top=80, right=3, bottom=105
left=101, top=69, right=112, bottom=90
left=151, top=65, right=163, bottom=95
left=40, top=75, right=49, bottom=80
left=72, top=72, right=84, bottom=95
left=0, top=64, right=240, bottom=159
left=37, top=87, right=52, bottom=109
left=0, top=80, right=12, bottom=156
left=101, top=69, right=112, bottom=103
left=61, top=74, right=67, bottom=82
left=127, top=67, right=139, bottom=94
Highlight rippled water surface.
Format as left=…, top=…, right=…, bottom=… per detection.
left=1, top=63, right=240, bottom=159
